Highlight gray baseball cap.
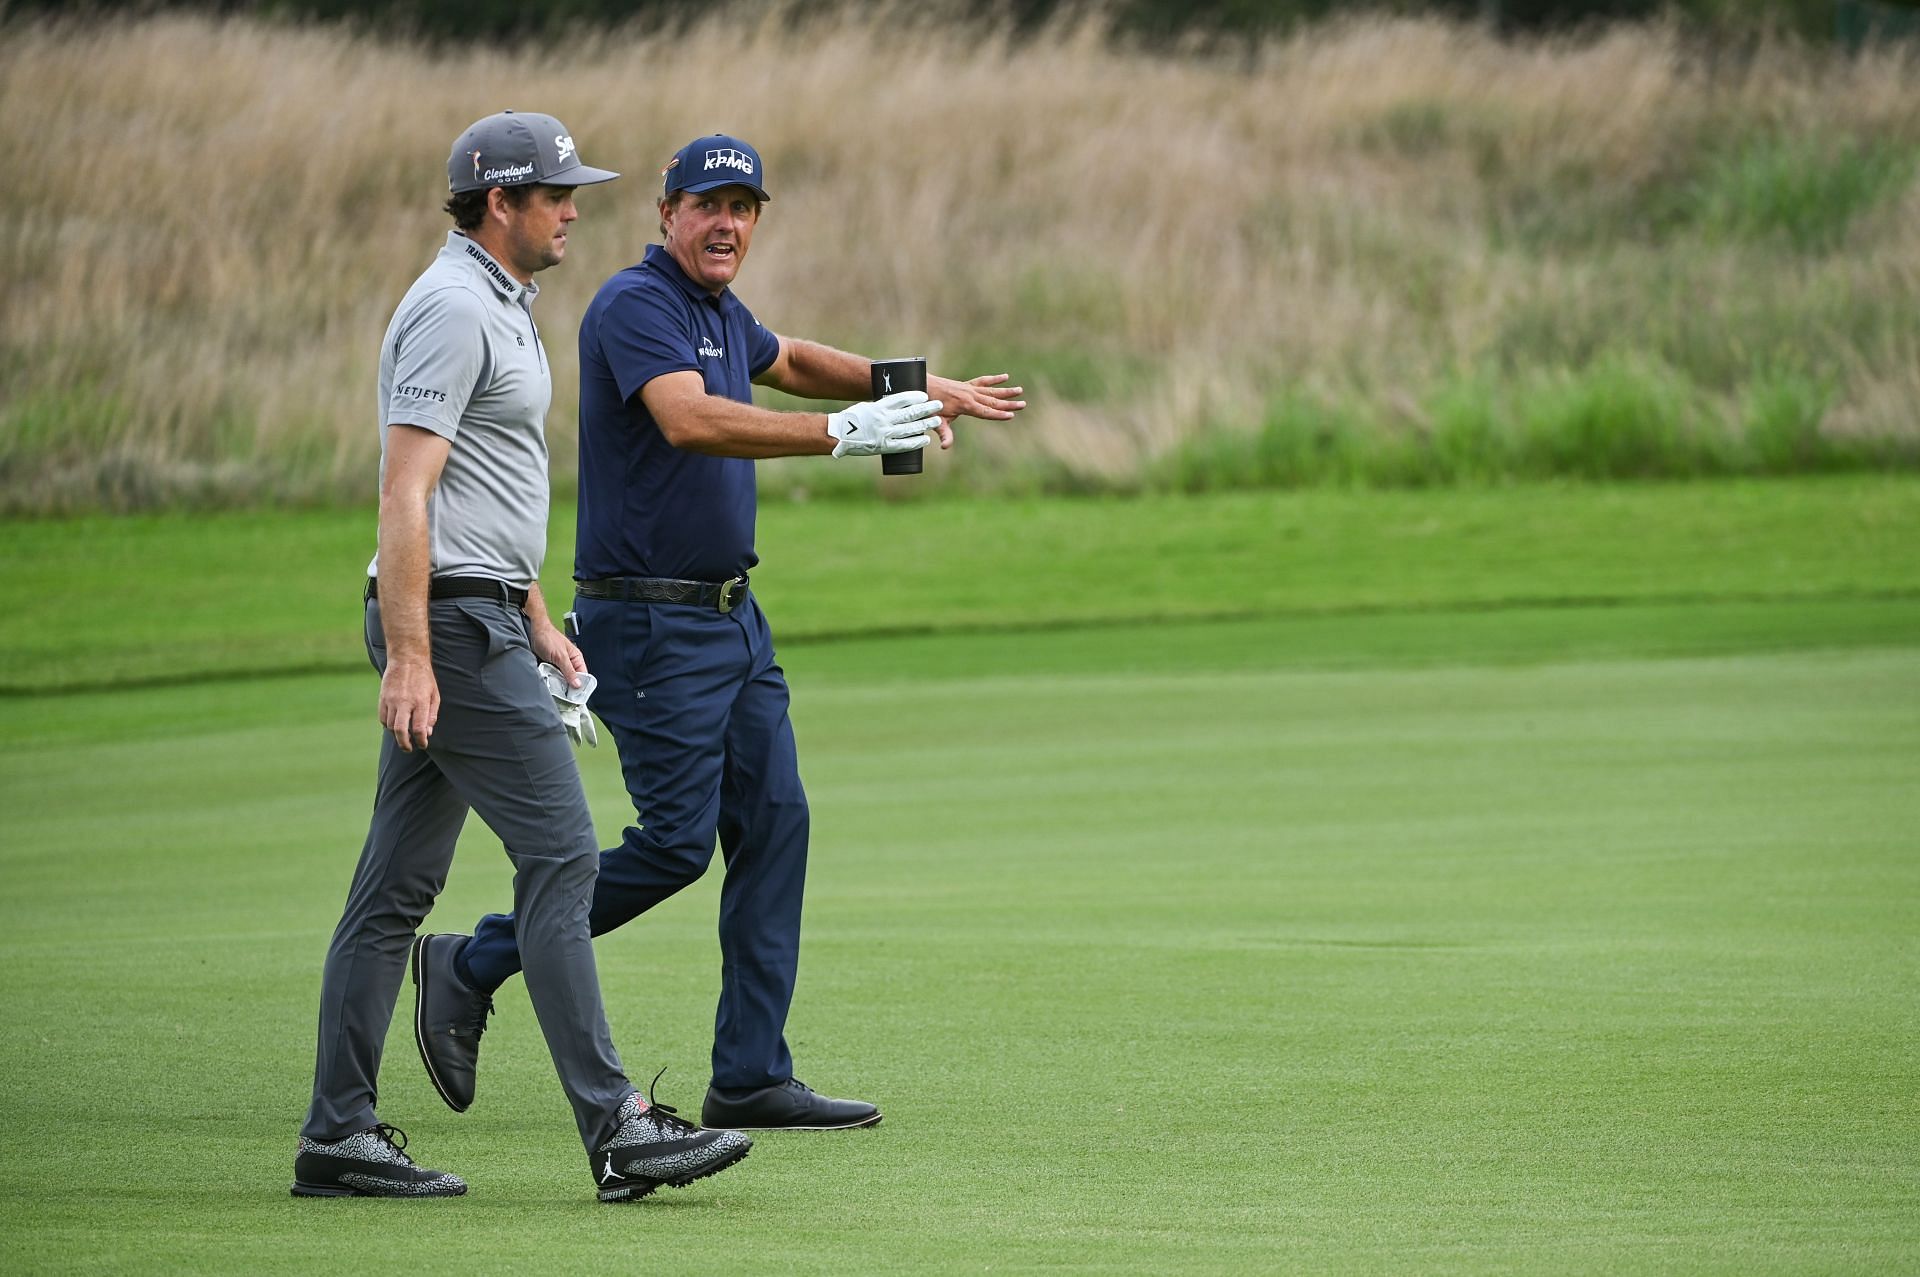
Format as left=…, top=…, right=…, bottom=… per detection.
left=448, top=110, right=620, bottom=193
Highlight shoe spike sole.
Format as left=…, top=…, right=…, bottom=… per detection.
left=662, top=1143, right=751, bottom=1189
left=716, top=1114, right=883, bottom=1132
left=290, top=1180, right=467, bottom=1198
left=597, top=1178, right=662, bottom=1204
left=599, top=1143, right=752, bottom=1202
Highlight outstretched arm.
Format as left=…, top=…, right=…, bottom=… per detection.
left=756, top=336, right=1029, bottom=444
left=641, top=370, right=840, bottom=458
left=640, top=369, right=942, bottom=461
left=755, top=335, right=871, bottom=402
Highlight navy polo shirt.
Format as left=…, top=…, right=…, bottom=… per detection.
left=575, top=243, right=781, bottom=581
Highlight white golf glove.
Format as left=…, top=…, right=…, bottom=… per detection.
left=538, top=662, right=599, bottom=748
left=826, top=390, right=944, bottom=458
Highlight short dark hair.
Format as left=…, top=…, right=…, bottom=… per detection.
left=443, top=184, right=535, bottom=232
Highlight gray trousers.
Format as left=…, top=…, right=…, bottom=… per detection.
left=301, top=596, right=632, bottom=1155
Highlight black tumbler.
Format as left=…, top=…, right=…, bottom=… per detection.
left=871, top=357, right=928, bottom=476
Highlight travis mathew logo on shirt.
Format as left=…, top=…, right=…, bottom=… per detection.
left=463, top=240, right=518, bottom=296
left=699, top=337, right=724, bottom=358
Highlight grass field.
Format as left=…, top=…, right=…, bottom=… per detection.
left=2, top=480, right=1917, bottom=1271
left=5, top=475, right=1919, bottom=693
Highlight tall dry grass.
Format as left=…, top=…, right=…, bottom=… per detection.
left=1, top=7, right=1917, bottom=510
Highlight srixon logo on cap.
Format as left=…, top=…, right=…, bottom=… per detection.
left=702, top=148, right=754, bottom=176
left=556, top=134, right=576, bottom=163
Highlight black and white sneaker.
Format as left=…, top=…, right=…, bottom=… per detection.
left=412, top=933, right=491, bottom=1113
left=291, top=1123, right=467, bottom=1197
left=593, top=1080, right=753, bottom=1204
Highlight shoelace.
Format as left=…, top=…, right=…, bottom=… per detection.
left=640, top=1067, right=701, bottom=1134
left=456, top=995, right=494, bottom=1040
left=372, top=1123, right=417, bottom=1165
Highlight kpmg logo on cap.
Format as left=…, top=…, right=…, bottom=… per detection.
left=556, top=134, right=576, bottom=164
left=703, top=147, right=755, bottom=177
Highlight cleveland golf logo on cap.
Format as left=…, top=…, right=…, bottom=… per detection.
left=482, top=161, right=535, bottom=183
left=703, top=147, right=754, bottom=176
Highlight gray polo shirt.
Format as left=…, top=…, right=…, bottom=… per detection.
left=366, top=232, right=553, bottom=586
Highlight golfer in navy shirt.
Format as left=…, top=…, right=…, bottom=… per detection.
left=414, top=134, right=1025, bottom=1129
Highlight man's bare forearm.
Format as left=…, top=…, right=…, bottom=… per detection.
left=663, top=398, right=837, bottom=458
left=376, top=489, right=434, bottom=663
left=766, top=337, right=873, bottom=402
left=644, top=369, right=838, bottom=459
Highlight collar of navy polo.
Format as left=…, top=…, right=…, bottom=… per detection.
left=446, top=231, right=537, bottom=306
left=642, top=242, right=735, bottom=310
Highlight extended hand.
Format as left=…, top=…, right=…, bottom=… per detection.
left=928, top=373, right=1025, bottom=439
left=826, top=391, right=945, bottom=458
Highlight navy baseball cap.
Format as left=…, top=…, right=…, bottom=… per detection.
left=661, top=134, right=770, bottom=202
left=449, top=110, right=620, bottom=194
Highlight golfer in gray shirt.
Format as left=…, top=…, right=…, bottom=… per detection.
left=294, top=111, right=750, bottom=1203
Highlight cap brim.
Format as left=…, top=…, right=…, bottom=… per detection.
left=545, top=163, right=621, bottom=188
left=676, top=176, right=770, bottom=201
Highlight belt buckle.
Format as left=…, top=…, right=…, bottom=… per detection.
left=716, top=577, right=743, bottom=614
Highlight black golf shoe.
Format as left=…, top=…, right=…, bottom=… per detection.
left=594, top=1085, right=753, bottom=1204
left=291, top=1123, right=466, bottom=1197
left=701, top=1078, right=881, bottom=1130
left=411, top=933, right=491, bottom=1113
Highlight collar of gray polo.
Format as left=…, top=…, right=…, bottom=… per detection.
left=450, top=232, right=537, bottom=303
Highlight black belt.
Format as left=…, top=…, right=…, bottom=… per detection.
left=574, top=575, right=748, bottom=613
left=364, top=576, right=529, bottom=607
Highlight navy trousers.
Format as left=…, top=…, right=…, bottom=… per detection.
left=464, top=593, right=810, bottom=1092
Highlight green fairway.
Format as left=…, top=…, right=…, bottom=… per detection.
left=2, top=622, right=1917, bottom=1271
left=4, top=476, right=1918, bottom=692
left=2, top=480, right=1917, bottom=1271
